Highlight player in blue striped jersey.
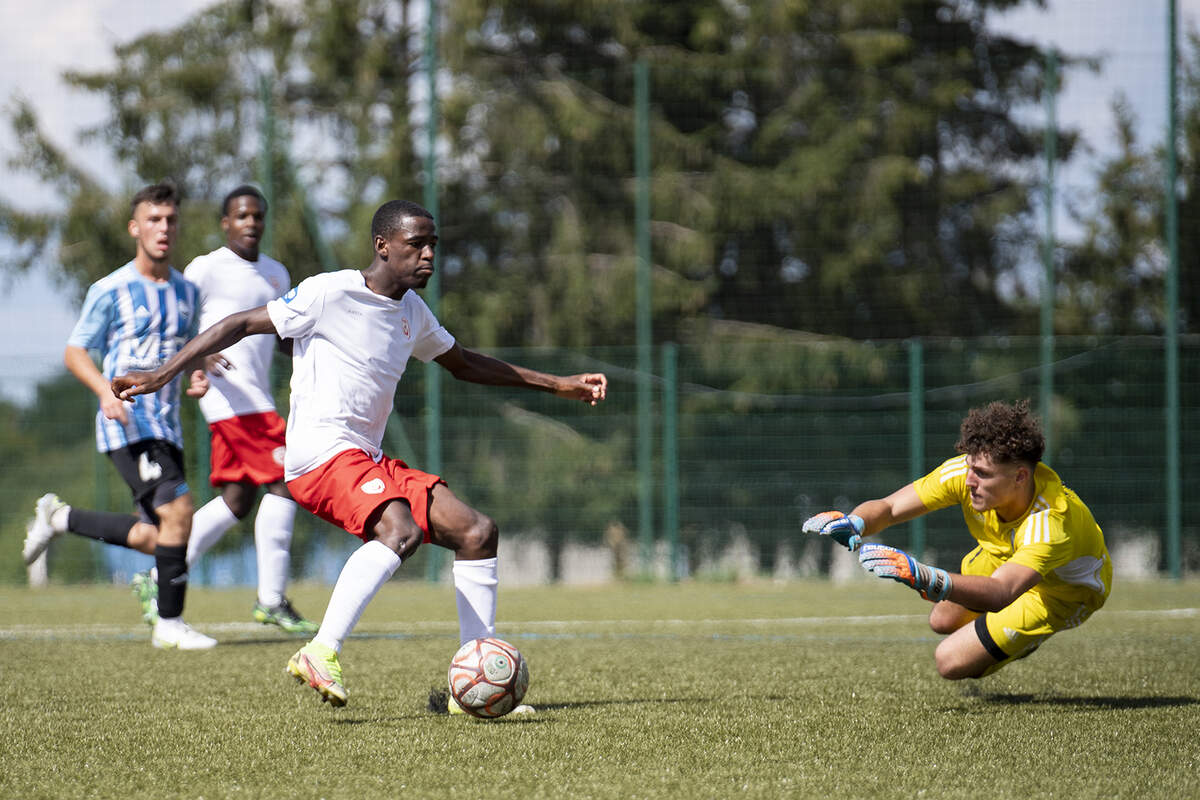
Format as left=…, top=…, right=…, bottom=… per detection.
left=22, top=182, right=217, bottom=650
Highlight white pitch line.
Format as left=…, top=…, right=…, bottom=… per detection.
left=0, top=608, right=1193, bottom=641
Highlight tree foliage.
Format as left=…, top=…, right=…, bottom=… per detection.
left=2, top=0, right=426, bottom=299
left=437, top=0, right=1069, bottom=344
left=1058, top=95, right=1165, bottom=335
left=2, top=0, right=1074, bottom=340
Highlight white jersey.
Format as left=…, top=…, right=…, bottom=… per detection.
left=184, top=247, right=290, bottom=423
left=266, top=269, right=455, bottom=480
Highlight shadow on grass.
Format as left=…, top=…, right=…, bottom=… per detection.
left=531, top=697, right=701, bottom=711
left=209, top=637, right=310, bottom=647
left=976, top=691, right=1198, bottom=711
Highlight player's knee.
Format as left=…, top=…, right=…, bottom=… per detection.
left=125, top=522, right=158, bottom=555
left=933, top=642, right=987, bottom=681
left=374, top=521, right=424, bottom=559
left=367, top=502, right=425, bottom=559
left=458, top=512, right=498, bottom=558
left=928, top=602, right=974, bottom=635
left=929, top=611, right=959, bottom=635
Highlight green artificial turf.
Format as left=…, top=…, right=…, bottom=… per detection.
left=1, top=580, right=1196, bottom=799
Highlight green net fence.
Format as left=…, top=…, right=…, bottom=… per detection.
left=2, top=335, right=1196, bottom=585
left=1, top=1, right=1196, bottom=585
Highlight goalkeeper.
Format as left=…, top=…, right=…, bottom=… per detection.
left=803, top=400, right=1111, bottom=680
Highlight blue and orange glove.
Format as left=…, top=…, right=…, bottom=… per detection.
left=802, top=511, right=865, bottom=551
left=857, top=543, right=953, bottom=602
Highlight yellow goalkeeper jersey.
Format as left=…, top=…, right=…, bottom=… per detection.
left=913, top=455, right=1112, bottom=607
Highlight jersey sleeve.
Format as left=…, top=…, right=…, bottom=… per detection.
left=1007, top=511, right=1071, bottom=576
left=912, top=455, right=970, bottom=513
left=408, top=294, right=456, bottom=362
left=266, top=275, right=325, bottom=340
left=66, top=282, right=115, bottom=351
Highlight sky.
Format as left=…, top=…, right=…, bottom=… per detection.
left=0, top=0, right=1196, bottom=404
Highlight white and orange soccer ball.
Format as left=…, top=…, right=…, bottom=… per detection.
left=447, top=637, right=530, bottom=719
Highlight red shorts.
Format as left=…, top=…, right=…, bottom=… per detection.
left=286, top=449, right=445, bottom=541
left=208, top=411, right=287, bottom=486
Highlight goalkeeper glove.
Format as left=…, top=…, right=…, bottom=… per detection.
left=802, top=511, right=865, bottom=551
left=857, top=543, right=953, bottom=602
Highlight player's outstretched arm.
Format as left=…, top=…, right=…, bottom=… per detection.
left=858, top=545, right=1041, bottom=609
left=803, top=484, right=929, bottom=551
left=435, top=344, right=607, bottom=405
left=112, top=306, right=276, bottom=400
left=858, top=543, right=953, bottom=602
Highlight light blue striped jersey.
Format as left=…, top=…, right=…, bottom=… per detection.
left=67, top=261, right=201, bottom=452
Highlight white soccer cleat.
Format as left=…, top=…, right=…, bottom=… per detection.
left=22, top=493, right=67, bottom=565
left=151, top=619, right=218, bottom=650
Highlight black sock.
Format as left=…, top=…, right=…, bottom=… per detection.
left=67, top=509, right=139, bottom=548
left=155, top=544, right=188, bottom=619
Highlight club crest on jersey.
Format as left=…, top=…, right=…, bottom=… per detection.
left=360, top=478, right=386, bottom=495
left=272, top=447, right=285, bottom=465
left=401, top=317, right=410, bottom=337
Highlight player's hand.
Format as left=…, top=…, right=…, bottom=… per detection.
left=857, top=543, right=953, bottom=602
left=112, top=370, right=167, bottom=400
left=556, top=373, right=608, bottom=406
left=186, top=368, right=209, bottom=398
left=99, top=393, right=129, bottom=424
left=203, top=352, right=232, bottom=376
left=802, top=511, right=864, bottom=551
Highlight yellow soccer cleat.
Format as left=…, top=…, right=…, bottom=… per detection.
left=286, top=642, right=347, bottom=707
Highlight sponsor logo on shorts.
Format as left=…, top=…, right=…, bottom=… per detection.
left=360, top=478, right=386, bottom=495
left=282, top=287, right=298, bottom=303
left=272, top=446, right=285, bottom=465
left=138, top=452, right=163, bottom=483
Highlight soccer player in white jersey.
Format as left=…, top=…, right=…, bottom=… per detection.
left=124, top=185, right=318, bottom=634
left=803, top=400, right=1111, bottom=679
left=113, top=199, right=608, bottom=706
left=22, top=182, right=217, bottom=650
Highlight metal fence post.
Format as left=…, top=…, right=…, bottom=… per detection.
left=662, top=343, right=679, bottom=580
left=423, top=0, right=444, bottom=582
left=907, top=339, right=926, bottom=559
left=635, top=59, right=654, bottom=574
left=1165, top=0, right=1182, bottom=579
left=1041, top=49, right=1058, bottom=462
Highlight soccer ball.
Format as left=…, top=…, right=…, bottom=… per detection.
left=448, top=637, right=529, bottom=719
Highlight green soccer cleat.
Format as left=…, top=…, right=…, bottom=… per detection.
left=130, top=569, right=159, bottom=627
left=286, top=642, right=347, bottom=707
left=253, top=598, right=319, bottom=634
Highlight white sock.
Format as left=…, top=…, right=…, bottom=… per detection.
left=254, top=494, right=297, bottom=607
left=187, top=497, right=239, bottom=567
left=312, top=540, right=401, bottom=653
left=50, top=505, right=71, bottom=532
left=453, top=557, right=498, bottom=644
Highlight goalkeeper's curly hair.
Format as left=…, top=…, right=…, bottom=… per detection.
left=954, top=399, right=1044, bottom=466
